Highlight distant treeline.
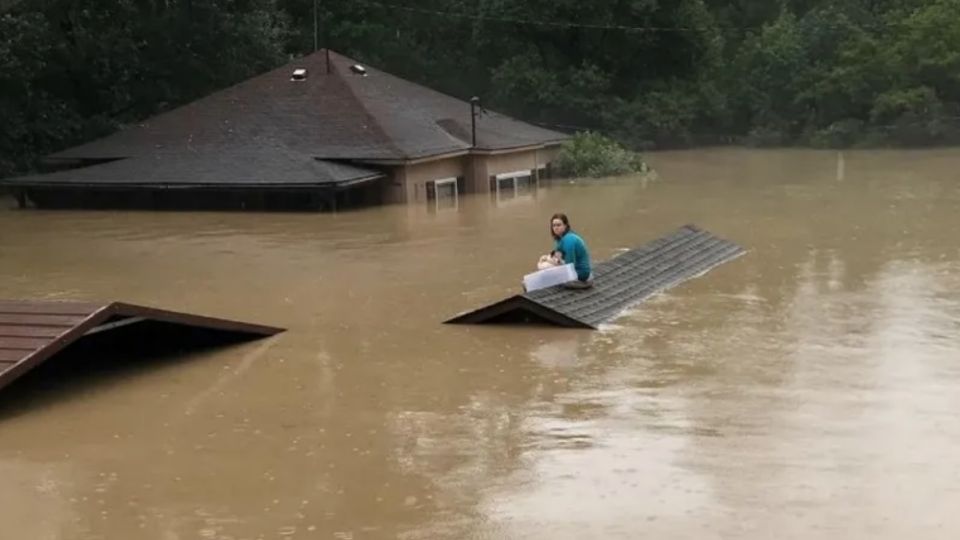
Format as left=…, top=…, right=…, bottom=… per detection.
left=3, top=0, right=960, bottom=177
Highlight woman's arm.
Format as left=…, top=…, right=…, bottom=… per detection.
left=561, top=237, right=578, bottom=266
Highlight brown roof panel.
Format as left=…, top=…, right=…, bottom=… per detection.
left=0, top=300, right=283, bottom=394
left=0, top=325, right=65, bottom=338
left=0, top=300, right=103, bottom=314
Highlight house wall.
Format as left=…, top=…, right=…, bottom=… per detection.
left=383, top=168, right=407, bottom=204
left=472, top=146, right=561, bottom=191
left=539, top=146, right=561, bottom=169
left=381, top=145, right=563, bottom=204
left=402, top=156, right=467, bottom=204
left=482, top=150, right=540, bottom=178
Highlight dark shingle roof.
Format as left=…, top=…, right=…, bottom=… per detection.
left=43, top=49, right=567, bottom=163
left=45, top=51, right=400, bottom=162
left=4, top=50, right=567, bottom=188
left=326, top=52, right=569, bottom=157
left=445, top=225, right=747, bottom=329
left=4, top=149, right=382, bottom=188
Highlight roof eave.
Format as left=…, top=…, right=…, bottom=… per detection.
left=2, top=176, right=384, bottom=190
left=469, top=140, right=567, bottom=155
left=349, top=141, right=566, bottom=166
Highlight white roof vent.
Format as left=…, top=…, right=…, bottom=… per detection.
left=349, top=64, right=367, bottom=76
left=290, top=68, right=307, bottom=81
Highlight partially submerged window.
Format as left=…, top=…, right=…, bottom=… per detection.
left=426, top=176, right=463, bottom=211
left=515, top=175, right=532, bottom=196
left=490, top=170, right=535, bottom=203
left=535, top=164, right=550, bottom=180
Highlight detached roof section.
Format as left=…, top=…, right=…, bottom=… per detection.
left=0, top=299, right=283, bottom=394
left=446, top=225, right=747, bottom=329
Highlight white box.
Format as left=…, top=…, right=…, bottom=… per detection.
left=523, top=263, right=578, bottom=292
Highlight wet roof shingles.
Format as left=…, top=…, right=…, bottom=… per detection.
left=446, top=226, right=747, bottom=328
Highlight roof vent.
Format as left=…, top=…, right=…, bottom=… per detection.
left=290, top=68, right=307, bottom=81
left=349, top=64, right=367, bottom=76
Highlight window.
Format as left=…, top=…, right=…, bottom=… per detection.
left=535, top=164, right=549, bottom=180
left=497, top=176, right=518, bottom=201
left=515, top=175, right=532, bottom=196
left=426, top=176, right=461, bottom=211
left=490, top=170, right=535, bottom=203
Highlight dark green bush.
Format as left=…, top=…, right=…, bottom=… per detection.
left=553, top=132, right=648, bottom=178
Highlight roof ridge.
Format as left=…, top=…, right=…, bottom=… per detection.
left=325, top=50, right=406, bottom=159
left=39, top=48, right=568, bottom=165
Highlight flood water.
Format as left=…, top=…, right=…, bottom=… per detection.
left=1, top=147, right=959, bottom=539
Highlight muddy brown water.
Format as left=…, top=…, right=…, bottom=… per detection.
left=1, top=148, right=959, bottom=539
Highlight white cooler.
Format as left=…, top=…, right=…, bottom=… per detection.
left=523, top=263, right=578, bottom=292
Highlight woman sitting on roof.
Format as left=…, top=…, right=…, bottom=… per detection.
left=549, top=213, right=592, bottom=288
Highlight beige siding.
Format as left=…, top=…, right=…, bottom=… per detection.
left=474, top=146, right=562, bottom=192
left=483, top=150, right=540, bottom=178
left=467, top=155, right=490, bottom=193
left=383, top=167, right=407, bottom=204
left=379, top=145, right=563, bottom=204
left=402, top=157, right=467, bottom=203
left=539, top=146, right=561, bottom=165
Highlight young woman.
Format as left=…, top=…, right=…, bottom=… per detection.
left=549, top=213, right=592, bottom=286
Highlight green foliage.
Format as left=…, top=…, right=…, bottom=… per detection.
left=6, top=0, right=960, bottom=178
left=553, top=132, right=648, bottom=178
left=0, top=0, right=289, bottom=178
left=731, top=12, right=809, bottom=140
left=807, top=118, right=865, bottom=148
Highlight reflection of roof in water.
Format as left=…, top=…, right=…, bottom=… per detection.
left=445, top=225, right=747, bottom=329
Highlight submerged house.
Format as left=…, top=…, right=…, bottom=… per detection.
left=2, top=49, right=568, bottom=211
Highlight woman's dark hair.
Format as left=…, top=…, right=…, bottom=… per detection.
left=550, top=213, right=570, bottom=240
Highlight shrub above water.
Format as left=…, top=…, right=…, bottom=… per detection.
left=553, top=132, right=648, bottom=178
